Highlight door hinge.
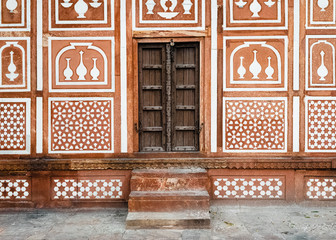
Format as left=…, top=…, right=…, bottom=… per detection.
left=196, top=122, right=204, bottom=134
left=134, top=122, right=142, bottom=133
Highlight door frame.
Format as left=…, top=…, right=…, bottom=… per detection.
left=132, top=37, right=206, bottom=153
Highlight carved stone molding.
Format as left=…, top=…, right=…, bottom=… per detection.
left=0, top=157, right=334, bottom=172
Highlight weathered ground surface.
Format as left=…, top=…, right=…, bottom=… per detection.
left=0, top=205, right=335, bottom=240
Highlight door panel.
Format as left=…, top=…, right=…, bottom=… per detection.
left=172, top=43, right=200, bottom=151
left=138, top=42, right=199, bottom=152
left=138, top=44, right=166, bottom=152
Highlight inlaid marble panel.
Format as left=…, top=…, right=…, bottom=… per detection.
left=133, top=0, right=204, bottom=29
left=223, top=98, right=287, bottom=152
left=305, top=177, right=336, bottom=200
left=305, top=97, right=336, bottom=152
left=306, top=36, right=336, bottom=90
left=0, top=98, right=30, bottom=154
left=224, top=0, right=288, bottom=30
left=48, top=98, right=114, bottom=153
left=307, top=0, right=336, bottom=28
left=48, top=37, right=115, bottom=92
left=0, top=177, right=31, bottom=200
left=0, top=38, right=30, bottom=92
left=0, top=0, right=30, bottom=31
left=49, top=0, right=114, bottom=30
left=52, top=177, right=124, bottom=200
left=213, top=176, right=285, bottom=199
left=223, top=36, right=288, bottom=91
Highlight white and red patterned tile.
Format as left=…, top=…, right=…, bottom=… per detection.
left=305, top=97, right=336, bottom=152
left=213, top=176, right=285, bottom=199
left=49, top=0, right=114, bottom=31
left=133, top=0, right=204, bottom=30
left=306, top=36, right=336, bottom=90
left=0, top=177, right=31, bottom=200
left=306, top=0, right=336, bottom=29
left=305, top=177, right=336, bottom=200
left=0, top=98, right=30, bottom=154
left=0, top=38, right=30, bottom=92
left=52, top=177, right=124, bottom=200
left=48, top=37, right=115, bottom=92
left=48, top=98, right=114, bottom=154
left=223, top=97, right=287, bottom=152
left=0, top=0, right=30, bottom=31
left=224, top=0, right=288, bottom=30
left=223, top=36, right=288, bottom=91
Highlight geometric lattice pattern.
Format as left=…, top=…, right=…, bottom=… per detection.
left=52, top=178, right=123, bottom=200
left=49, top=98, right=113, bottom=153
left=306, top=98, right=336, bottom=151
left=0, top=99, right=30, bottom=154
left=306, top=177, right=336, bottom=200
left=213, top=176, right=285, bottom=199
left=0, top=178, right=31, bottom=200
left=0, top=102, right=26, bottom=151
left=224, top=98, right=287, bottom=152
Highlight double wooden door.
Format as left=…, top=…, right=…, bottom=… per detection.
left=138, top=42, right=200, bottom=152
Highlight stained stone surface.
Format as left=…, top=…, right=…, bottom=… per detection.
left=0, top=206, right=335, bottom=239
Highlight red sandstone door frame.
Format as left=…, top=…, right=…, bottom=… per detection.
left=132, top=37, right=205, bottom=154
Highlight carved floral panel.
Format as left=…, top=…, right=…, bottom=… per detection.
left=0, top=38, right=30, bottom=92
left=0, top=98, right=30, bottom=155
left=134, top=0, right=204, bottom=29
left=224, top=0, right=288, bottom=30
left=48, top=98, right=114, bottom=154
left=305, top=97, right=336, bottom=152
left=223, top=36, right=288, bottom=91
left=48, top=37, right=115, bottom=92
left=0, top=177, right=31, bottom=200
left=49, top=0, right=114, bottom=30
left=306, top=36, right=336, bottom=90
left=213, top=176, right=285, bottom=199
left=305, top=177, right=336, bottom=200
left=0, top=0, right=30, bottom=31
left=52, top=177, right=124, bottom=200
left=223, top=98, right=287, bottom=152
left=307, top=0, right=336, bottom=28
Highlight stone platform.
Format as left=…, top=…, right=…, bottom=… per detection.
left=0, top=205, right=335, bottom=239
left=126, top=168, right=211, bottom=229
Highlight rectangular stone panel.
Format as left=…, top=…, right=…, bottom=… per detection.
left=223, top=97, right=288, bottom=152
left=49, top=0, right=114, bottom=31
left=306, top=0, right=336, bottom=29
left=48, top=37, right=115, bottom=92
left=0, top=177, right=31, bottom=200
left=223, top=36, right=288, bottom=91
left=0, top=98, right=30, bottom=154
left=306, top=36, right=336, bottom=90
left=305, top=97, right=336, bottom=152
left=0, top=0, right=30, bottom=31
left=51, top=177, right=124, bottom=200
left=48, top=98, right=114, bottom=154
left=212, top=176, right=285, bottom=199
left=305, top=177, right=336, bottom=200
left=0, top=38, right=30, bottom=92
left=224, top=0, right=288, bottom=30
left=133, top=0, right=204, bottom=30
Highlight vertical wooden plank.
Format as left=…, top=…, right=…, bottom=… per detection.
left=166, top=44, right=172, bottom=151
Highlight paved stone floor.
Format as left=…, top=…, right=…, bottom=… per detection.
left=0, top=205, right=335, bottom=240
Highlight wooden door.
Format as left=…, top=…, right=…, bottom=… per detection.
left=138, top=42, right=200, bottom=152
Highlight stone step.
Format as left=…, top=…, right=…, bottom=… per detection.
left=126, top=211, right=211, bottom=229
left=130, top=168, right=209, bottom=192
left=128, top=190, right=210, bottom=212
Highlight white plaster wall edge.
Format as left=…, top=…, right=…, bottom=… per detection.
left=293, top=96, right=300, bottom=152
left=211, top=0, right=217, bottom=153
left=36, top=97, right=43, bottom=154
left=121, top=0, right=127, bottom=153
